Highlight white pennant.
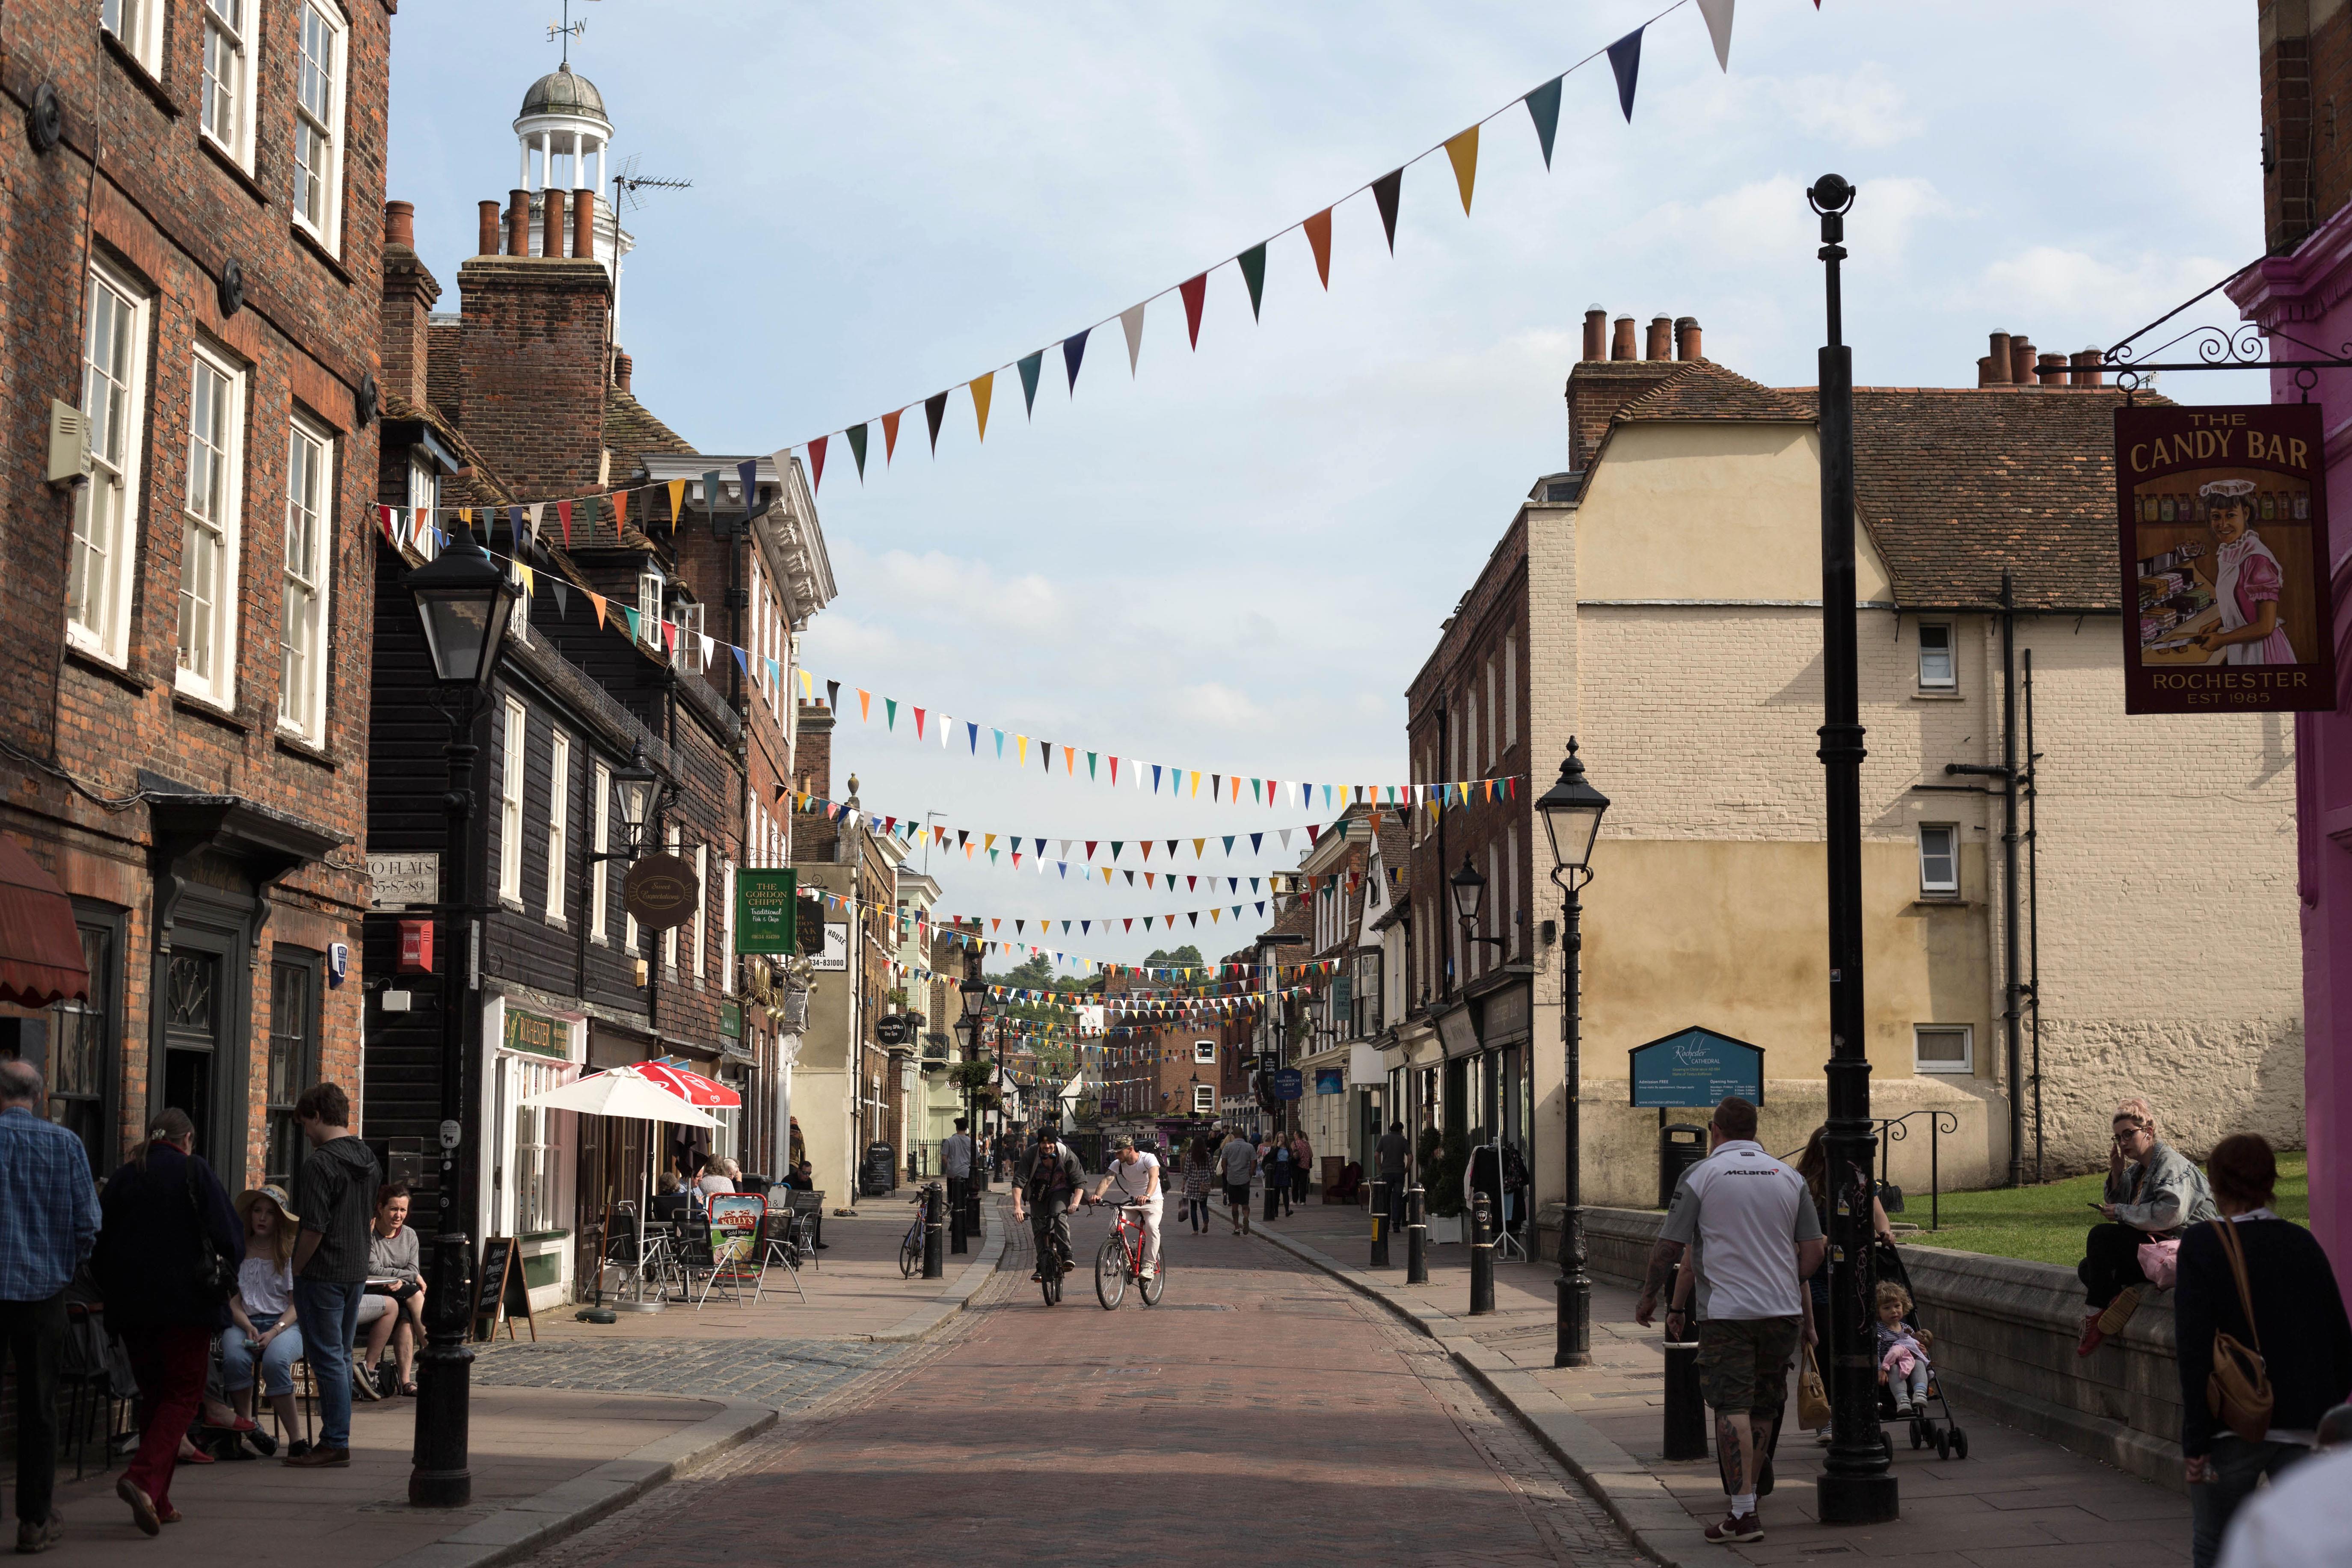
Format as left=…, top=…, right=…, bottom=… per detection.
left=1697, top=0, right=1735, bottom=71
left=1278, top=829, right=1293, bottom=850
left=938, top=714, right=952, bottom=749
left=1121, top=302, right=1147, bottom=375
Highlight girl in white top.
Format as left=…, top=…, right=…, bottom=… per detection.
left=222, top=1185, right=304, bottom=1438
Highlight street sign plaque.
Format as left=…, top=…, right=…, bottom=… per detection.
left=1272, top=1067, right=1305, bottom=1100
left=1628, top=1026, right=1765, bottom=1109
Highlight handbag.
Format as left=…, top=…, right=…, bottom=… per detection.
left=1798, top=1344, right=1832, bottom=1431
left=2205, top=1219, right=2275, bottom=1443
left=185, top=1163, right=234, bottom=1310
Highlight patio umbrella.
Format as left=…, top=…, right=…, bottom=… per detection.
left=522, top=1065, right=717, bottom=1309
left=635, top=1061, right=741, bottom=1109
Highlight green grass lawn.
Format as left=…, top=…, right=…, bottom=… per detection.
left=1900, top=1155, right=2309, bottom=1267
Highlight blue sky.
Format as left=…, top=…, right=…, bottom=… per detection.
left=389, top=1, right=2263, bottom=964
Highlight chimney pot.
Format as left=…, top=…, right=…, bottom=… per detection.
left=2010, top=338, right=2036, bottom=387
left=2071, top=347, right=2106, bottom=388
left=1611, top=316, right=1637, bottom=361
left=1646, top=315, right=1673, bottom=362
left=475, top=200, right=500, bottom=256
left=614, top=349, right=633, bottom=393
left=384, top=199, right=415, bottom=251
left=1581, top=307, right=1608, bottom=362
left=506, top=189, right=530, bottom=256
left=1674, top=316, right=1702, bottom=362
left=1976, top=356, right=1996, bottom=387
left=542, top=188, right=568, bottom=259
left=1987, top=331, right=2013, bottom=384
left=2036, top=352, right=2067, bottom=387
left=572, top=188, right=596, bottom=265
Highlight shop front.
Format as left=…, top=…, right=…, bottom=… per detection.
left=480, top=995, right=584, bottom=1313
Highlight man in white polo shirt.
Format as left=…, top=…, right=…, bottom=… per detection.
left=1635, top=1096, right=1823, bottom=1547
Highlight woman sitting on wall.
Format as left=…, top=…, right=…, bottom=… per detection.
left=2077, top=1096, right=2216, bottom=1356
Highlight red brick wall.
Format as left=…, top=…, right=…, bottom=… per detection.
left=452, top=256, right=609, bottom=501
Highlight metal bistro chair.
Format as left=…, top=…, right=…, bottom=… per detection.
left=753, top=1204, right=809, bottom=1305
left=671, top=1211, right=742, bottom=1309
left=783, top=1189, right=825, bottom=1271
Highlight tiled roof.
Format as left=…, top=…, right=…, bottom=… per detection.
left=605, top=387, right=697, bottom=490
left=1615, top=360, right=1814, bottom=422
left=425, top=323, right=463, bottom=425
left=382, top=389, right=514, bottom=509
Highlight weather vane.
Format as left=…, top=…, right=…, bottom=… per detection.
left=547, top=0, right=598, bottom=67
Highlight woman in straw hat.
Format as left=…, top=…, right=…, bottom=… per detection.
left=221, top=1184, right=305, bottom=1449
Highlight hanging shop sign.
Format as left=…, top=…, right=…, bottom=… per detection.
left=2118, top=403, right=2337, bottom=714
left=719, top=1000, right=743, bottom=1039
left=622, top=853, right=701, bottom=931
left=1628, top=1025, right=1764, bottom=1109
left=735, top=868, right=798, bottom=954
left=810, top=922, right=850, bottom=972
left=1272, top=1067, right=1305, bottom=1100
left=1314, top=1068, right=1344, bottom=1095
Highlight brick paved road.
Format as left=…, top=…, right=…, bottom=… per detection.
left=520, top=1207, right=1645, bottom=1567
left=473, top=1334, right=907, bottom=1405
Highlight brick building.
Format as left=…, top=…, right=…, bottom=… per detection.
left=0, top=0, right=391, bottom=1186
left=1284, top=807, right=1407, bottom=1180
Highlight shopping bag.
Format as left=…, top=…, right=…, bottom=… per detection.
left=1798, top=1343, right=1832, bottom=1431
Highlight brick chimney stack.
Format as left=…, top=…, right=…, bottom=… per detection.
left=1985, top=331, right=2013, bottom=384
left=1581, top=307, right=1607, bottom=362
left=2009, top=337, right=2036, bottom=386
left=613, top=348, right=633, bottom=393
left=1675, top=317, right=1702, bottom=361
left=795, top=700, right=835, bottom=797
left=2036, top=352, right=2067, bottom=387
left=379, top=199, right=440, bottom=412
left=457, top=227, right=613, bottom=499
left=1610, top=316, right=1636, bottom=360
left=2070, top=348, right=2104, bottom=388
left=1645, top=315, right=1673, bottom=361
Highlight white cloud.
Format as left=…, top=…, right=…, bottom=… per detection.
left=1173, top=682, right=1273, bottom=732
left=1971, top=246, right=2240, bottom=332
left=1780, top=65, right=1924, bottom=150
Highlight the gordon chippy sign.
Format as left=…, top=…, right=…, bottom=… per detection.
left=2118, top=403, right=2336, bottom=714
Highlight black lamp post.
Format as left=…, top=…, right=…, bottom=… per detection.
left=1534, top=738, right=1608, bottom=1369
left=959, top=978, right=991, bottom=1219
left=1808, top=171, right=1898, bottom=1525
left=405, top=523, right=520, bottom=1508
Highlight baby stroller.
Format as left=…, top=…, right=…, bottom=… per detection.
left=1871, top=1239, right=1968, bottom=1461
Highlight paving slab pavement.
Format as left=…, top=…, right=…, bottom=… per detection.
left=1252, top=1200, right=2194, bottom=1568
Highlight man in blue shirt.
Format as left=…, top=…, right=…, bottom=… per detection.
left=0, top=1059, right=101, bottom=1554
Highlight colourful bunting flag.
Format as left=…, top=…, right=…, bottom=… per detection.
left=1121, top=303, right=1147, bottom=375
left=1304, top=207, right=1333, bottom=288
left=1063, top=329, right=1089, bottom=394
left=667, top=479, right=687, bottom=525
left=1179, top=273, right=1208, bottom=348
left=971, top=372, right=994, bottom=442
left=846, top=423, right=869, bottom=480
left=1372, top=168, right=1403, bottom=252
left=809, top=435, right=828, bottom=491
left=1607, top=26, right=1643, bottom=121
left=1443, top=125, right=1479, bottom=214
left=1238, top=245, right=1266, bottom=320
left=1698, top=0, right=1735, bottom=71
left=925, top=391, right=949, bottom=454
left=1017, top=352, right=1043, bottom=417
left=882, top=409, right=902, bottom=464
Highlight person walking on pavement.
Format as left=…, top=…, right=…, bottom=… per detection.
left=0, top=1060, right=101, bottom=1554
left=1633, top=1095, right=1824, bottom=1547
left=92, top=1107, right=241, bottom=1537
left=1288, top=1129, right=1313, bottom=1207
left=941, top=1117, right=974, bottom=1235
left=1217, top=1128, right=1258, bottom=1235
left=1178, top=1137, right=1214, bottom=1233
left=286, top=1083, right=380, bottom=1469
left=1376, top=1120, right=1410, bottom=1231
left=1260, top=1132, right=1293, bottom=1220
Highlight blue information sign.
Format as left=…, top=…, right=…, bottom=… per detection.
left=1272, top=1068, right=1305, bottom=1101
left=1628, top=1026, right=1765, bottom=1109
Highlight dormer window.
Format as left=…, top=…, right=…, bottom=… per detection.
left=637, top=570, right=664, bottom=649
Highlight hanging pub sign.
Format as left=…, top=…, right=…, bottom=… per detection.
left=2118, top=403, right=2336, bottom=714
left=734, top=868, right=797, bottom=954
left=621, top=852, right=701, bottom=931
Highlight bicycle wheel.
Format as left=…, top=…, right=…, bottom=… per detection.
left=1041, top=1257, right=1061, bottom=1306
left=1094, top=1235, right=1129, bottom=1310
left=1139, top=1260, right=1164, bottom=1306
left=899, top=1223, right=921, bottom=1278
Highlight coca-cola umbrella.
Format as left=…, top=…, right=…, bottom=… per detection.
left=633, top=1061, right=741, bottom=1109
left=521, top=1065, right=719, bottom=1311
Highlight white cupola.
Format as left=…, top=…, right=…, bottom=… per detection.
left=511, top=62, right=634, bottom=285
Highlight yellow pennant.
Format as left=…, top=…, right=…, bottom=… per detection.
left=667, top=478, right=688, bottom=524
left=799, top=668, right=814, bottom=698
left=1189, top=771, right=1201, bottom=800
left=985, top=834, right=997, bottom=851
left=516, top=564, right=535, bottom=594
left=1444, top=124, right=1479, bottom=214
left=971, top=372, right=994, bottom=442
left=1192, top=838, right=1206, bottom=858
left=1017, top=735, right=1030, bottom=765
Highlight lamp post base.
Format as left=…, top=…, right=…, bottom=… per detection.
left=1553, top=1273, right=1590, bottom=1368
left=410, top=1230, right=476, bottom=1509
left=1816, top=1473, right=1901, bottom=1526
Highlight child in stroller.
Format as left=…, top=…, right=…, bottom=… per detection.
left=1874, top=1281, right=1933, bottom=1416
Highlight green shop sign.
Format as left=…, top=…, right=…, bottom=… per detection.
left=736, top=868, right=798, bottom=954
left=503, top=1007, right=569, bottom=1061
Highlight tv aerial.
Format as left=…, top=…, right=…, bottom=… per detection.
left=611, top=151, right=691, bottom=214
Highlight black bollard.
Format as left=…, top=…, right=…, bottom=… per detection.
left=1405, top=1185, right=1428, bottom=1285
left=949, top=1175, right=968, bottom=1255
left=1370, top=1178, right=1390, bottom=1268
left=1661, top=1267, right=1708, bottom=1459
left=1468, top=1192, right=1496, bottom=1316
left=922, top=1182, right=946, bottom=1279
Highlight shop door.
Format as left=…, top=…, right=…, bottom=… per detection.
left=163, top=950, right=222, bottom=1165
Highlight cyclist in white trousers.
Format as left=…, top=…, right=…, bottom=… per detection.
left=1088, top=1136, right=1163, bottom=1278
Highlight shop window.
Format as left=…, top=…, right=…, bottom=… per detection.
left=510, top=1054, right=569, bottom=1234
left=1915, top=1026, right=1972, bottom=1075
left=48, top=915, right=121, bottom=1176
left=1918, top=623, right=1956, bottom=690
left=267, top=953, right=320, bottom=1188
left=1918, top=824, right=1959, bottom=897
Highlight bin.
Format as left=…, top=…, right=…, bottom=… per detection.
left=1659, top=1123, right=1707, bottom=1208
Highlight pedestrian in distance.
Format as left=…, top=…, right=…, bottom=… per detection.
left=2177, top=1133, right=2352, bottom=1568
left=1260, top=1132, right=1293, bottom=1219
left=1179, top=1137, right=1214, bottom=1233
left=941, top=1117, right=974, bottom=1237
left=1217, top=1128, right=1257, bottom=1236
left=1634, top=1095, right=1824, bottom=1547
left=1289, top=1129, right=1313, bottom=1206
left=2079, top=1096, right=2217, bottom=1355
left=286, top=1083, right=380, bottom=1469
left=0, top=1059, right=101, bottom=1555
left=1376, top=1120, right=1410, bottom=1230
left=92, top=1107, right=242, bottom=1537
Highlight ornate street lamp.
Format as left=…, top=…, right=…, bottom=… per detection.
left=611, top=747, right=659, bottom=854
left=404, top=525, right=520, bottom=1509
left=1534, top=738, right=1608, bottom=1370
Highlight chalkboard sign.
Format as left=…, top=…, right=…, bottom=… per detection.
left=1628, top=1026, right=1765, bottom=1109
left=469, top=1236, right=537, bottom=1342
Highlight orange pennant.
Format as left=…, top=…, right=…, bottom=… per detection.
left=857, top=689, right=872, bottom=721
left=589, top=592, right=608, bottom=628
left=971, top=373, right=994, bottom=442
left=1304, top=207, right=1333, bottom=288
left=666, top=478, right=687, bottom=524
left=882, top=409, right=902, bottom=464
left=1443, top=125, right=1479, bottom=214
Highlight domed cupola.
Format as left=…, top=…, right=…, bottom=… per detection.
left=509, top=60, right=632, bottom=282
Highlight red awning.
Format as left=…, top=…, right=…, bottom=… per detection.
left=0, top=836, right=87, bottom=1008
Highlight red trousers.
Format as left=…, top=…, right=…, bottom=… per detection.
left=121, top=1325, right=211, bottom=1508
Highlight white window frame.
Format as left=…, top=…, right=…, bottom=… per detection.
left=721, top=860, right=736, bottom=993
left=662, top=826, right=680, bottom=968
left=1503, top=634, right=1518, bottom=748
left=638, top=571, right=664, bottom=650
left=692, top=842, right=709, bottom=978
left=1917, top=824, right=1959, bottom=897
left=1192, top=1083, right=1216, bottom=1114
left=590, top=762, right=610, bottom=942
left=68, top=262, right=150, bottom=666
left=278, top=414, right=332, bottom=740
left=292, top=0, right=347, bottom=249
left=406, top=458, right=439, bottom=560
left=508, top=555, right=531, bottom=646
left=545, top=731, right=570, bottom=923
left=499, top=700, right=526, bottom=902
left=199, top=0, right=258, bottom=170
left=1918, top=622, right=1957, bottom=691
left=101, top=0, right=166, bottom=74
left=1914, top=1025, right=1973, bottom=1075
left=1192, top=1040, right=1216, bottom=1064
left=177, top=343, right=246, bottom=708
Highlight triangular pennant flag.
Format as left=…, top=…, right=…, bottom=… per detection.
left=967, top=721, right=979, bottom=755
left=1697, top=0, right=1734, bottom=71
left=827, top=679, right=840, bottom=713
left=1017, top=352, right=1043, bottom=417
left=857, top=689, right=872, bottom=722
left=1062, top=328, right=1089, bottom=395
left=924, top=391, right=949, bottom=454
left=1179, top=273, right=1208, bottom=348
left=1525, top=77, right=1563, bottom=169
left=549, top=579, right=569, bottom=619
left=845, top=423, right=869, bottom=480
left=882, top=409, right=902, bottom=464
left=608, top=489, right=626, bottom=535
left=1121, top=303, right=1147, bottom=375
left=662, top=478, right=685, bottom=526
left=1237, top=244, right=1266, bottom=320
left=622, top=606, right=640, bottom=640
left=1442, top=125, right=1478, bottom=214
left=589, top=592, right=608, bottom=628
left=913, top=707, right=925, bottom=741
left=1607, top=26, right=1643, bottom=122
left=970, top=372, right=994, bottom=442
left=738, top=459, right=759, bottom=520
left=1372, top=168, right=1403, bottom=252
left=1304, top=207, right=1333, bottom=288
left=701, top=470, right=723, bottom=526
left=808, top=436, right=828, bottom=491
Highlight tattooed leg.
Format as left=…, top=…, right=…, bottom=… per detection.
left=1715, top=1408, right=1754, bottom=1496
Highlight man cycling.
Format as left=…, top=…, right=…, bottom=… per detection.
left=1011, top=1126, right=1086, bottom=1283
left=1087, top=1135, right=1162, bottom=1279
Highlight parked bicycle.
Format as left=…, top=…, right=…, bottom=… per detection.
left=1095, top=1200, right=1164, bottom=1310
left=898, top=1189, right=929, bottom=1279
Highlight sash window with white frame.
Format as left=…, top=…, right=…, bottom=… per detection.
left=590, top=762, right=610, bottom=941
left=545, top=732, right=570, bottom=923
left=692, top=843, right=708, bottom=978
left=101, top=0, right=165, bottom=73
left=69, top=265, right=148, bottom=664
left=721, top=861, right=735, bottom=993
left=279, top=416, right=331, bottom=741
left=662, top=827, right=680, bottom=968
left=499, top=700, right=526, bottom=902
left=178, top=346, right=245, bottom=707
left=406, top=457, right=439, bottom=560
left=292, top=1, right=346, bottom=249
left=199, top=0, right=256, bottom=169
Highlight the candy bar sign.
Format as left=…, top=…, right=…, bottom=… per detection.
left=2118, top=403, right=2336, bottom=714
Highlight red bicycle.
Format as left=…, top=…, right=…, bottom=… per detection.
left=1093, top=1201, right=1164, bottom=1310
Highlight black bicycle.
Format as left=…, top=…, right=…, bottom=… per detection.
left=1036, top=1222, right=1073, bottom=1306
left=898, top=1191, right=928, bottom=1279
